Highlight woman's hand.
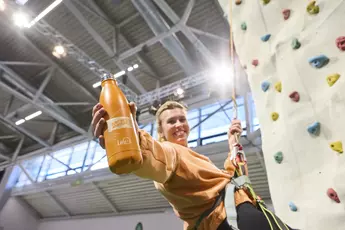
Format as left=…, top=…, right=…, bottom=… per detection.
left=228, top=119, right=243, bottom=143
left=91, top=102, right=138, bottom=149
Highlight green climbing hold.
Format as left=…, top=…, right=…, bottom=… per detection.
left=262, top=0, right=270, bottom=5
left=292, top=38, right=301, bottom=49
left=274, top=151, right=283, bottom=164
left=241, top=22, right=247, bottom=31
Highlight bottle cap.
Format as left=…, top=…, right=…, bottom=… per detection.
left=101, top=72, right=114, bottom=82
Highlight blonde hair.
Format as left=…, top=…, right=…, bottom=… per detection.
left=155, top=101, right=187, bottom=142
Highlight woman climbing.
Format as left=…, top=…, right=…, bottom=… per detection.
left=92, top=100, right=293, bottom=230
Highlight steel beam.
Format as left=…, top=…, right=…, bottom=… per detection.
left=92, top=182, right=118, bottom=213
left=33, top=67, right=55, bottom=102
left=48, top=123, right=59, bottom=145
left=0, top=80, right=87, bottom=136
left=153, top=0, right=216, bottom=64
left=3, top=95, right=14, bottom=117
left=64, top=0, right=147, bottom=94
left=45, top=191, right=71, bottom=217
left=11, top=136, right=25, bottom=162
left=37, top=102, right=93, bottom=106
left=132, top=0, right=196, bottom=76
left=188, top=27, right=229, bottom=43
left=0, top=166, right=21, bottom=211
left=0, top=135, right=17, bottom=140
left=0, top=114, right=50, bottom=148
left=0, top=62, right=77, bottom=124
left=0, top=61, right=48, bottom=66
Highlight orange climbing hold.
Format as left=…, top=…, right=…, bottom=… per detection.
left=235, top=0, right=242, bottom=5
left=330, top=141, right=343, bottom=154
left=327, top=74, right=340, bottom=87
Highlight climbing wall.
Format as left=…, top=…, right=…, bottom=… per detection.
left=218, top=0, right=345, bottom=229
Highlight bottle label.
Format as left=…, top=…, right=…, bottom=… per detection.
left=107, top=117, right=133, bottom=132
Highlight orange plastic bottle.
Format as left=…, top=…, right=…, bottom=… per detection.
left=99, top=73, right=142, bottom=174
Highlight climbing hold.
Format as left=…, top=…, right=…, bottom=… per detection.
left=262, top=0, right=270, bottom=5
left=261, top=34, right=271, bottom=42
left=271, top=112, right=279, bottom=121
left=243, top=64, right=247, bottom=69
left=274, top=151, right=283, bottom=164
left=289, top=202, right=298, bottom=212
left=275, top=82, right=282, bottom=93
left=308, top=55, right=329, bottom=68
left=327, top=188, right=341, bottom=203
left=261, top=81, right=270, bottom=92
left=252, top=59, right=259, bottom=67
left=336, top=36, right=345, bottom=51
left=327, top=74, right=340, bottom=87
left=235, top=0, right=242, bottom=5
left=307, top=1, right=319, bottom=15
left=241, top=22, right=247, bottom=31
left=282, top=9, right=291, bottom=20
left=292, top=38, right=301, bottom=49
left=289, top=91, right=300, bottom=102
left=330, top=141, right=343, bottom=154
left=307, top=122, right=321, bottom=136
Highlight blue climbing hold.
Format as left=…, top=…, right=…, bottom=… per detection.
left=289, top=202, right=298, bottom=212
left=261, top=34, right=271, bottom=42
left=308, top=55, right=329, bottom=68
left=307, top=122, right=320, bottom=136
left=261, top=81, right=270, bottom=92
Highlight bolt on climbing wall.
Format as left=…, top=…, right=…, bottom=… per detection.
left=218, top=0, right=345, bottom=229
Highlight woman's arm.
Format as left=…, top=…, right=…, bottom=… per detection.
left=92, top=102, right=179, bottom=183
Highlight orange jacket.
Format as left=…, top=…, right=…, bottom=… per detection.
left=134, top=130, right=252, bottom=230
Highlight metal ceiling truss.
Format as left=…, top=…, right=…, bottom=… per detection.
left=31, top=19, right=138, bottom=101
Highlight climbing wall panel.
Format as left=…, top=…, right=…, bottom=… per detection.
left=218, top=0, right=345, bottom=229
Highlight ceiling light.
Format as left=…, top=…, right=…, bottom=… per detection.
left=13, top=12, right=30, bottom=28
left=15, top=0, right=29, bottom=5
left=92, top=81, right=101, bottom=88
left=114, top=70, right=126, bottom=78
left=133, top=64, right=139, bottom=69
left=25, top=111, right=42, bottom=121
left=127, top=66, right=134, bottom=72
left=27, top=0, right=63, bottom=28
left=15, top=119, right=25, bottom=126
left=176, top=87, right=184, bottom=96
left=0, top=0, right=5, bottom=11
left=52, top=45, right=66, bottom=59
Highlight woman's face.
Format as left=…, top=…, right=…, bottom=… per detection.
left=159, top=108, right=190, bottom=146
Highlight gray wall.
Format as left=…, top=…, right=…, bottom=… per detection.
left=0, top=198, right=39, bottom=230
left=38, top=211, right=182, bottom=230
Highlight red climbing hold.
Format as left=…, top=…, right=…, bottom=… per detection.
left=336, top=36, right=345, bottom=51
left=252, top=59, right=259, bottom=67
left=283, top=9, right=291, bottom=20
left=327, top=188, right=341, bottom=203
left=289, top=91, right=300, bottom=102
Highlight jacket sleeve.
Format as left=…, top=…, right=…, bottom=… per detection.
left=133, top=130, right=179, bottom=184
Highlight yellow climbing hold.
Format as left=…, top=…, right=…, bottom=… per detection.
left=330, top=141, right=343, bottom=154
left=275, top=82, right=282, bottom=93
left=307, top=1, right=319, bottom=15
left=271, top=112, right=279, bottom=121
left=327, top=74, right=340, bottom=87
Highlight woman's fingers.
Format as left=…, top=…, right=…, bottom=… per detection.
left=92, top=108, right=106, bottom=133
left=94, top=117, right=106, bottom=138
left=99, top=135, right=105, bottom=149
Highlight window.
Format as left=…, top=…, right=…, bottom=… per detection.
left=69, top=142, right=88, bottom=169
left=90, top=145, right=107, bottom=170
left=188, top=118, right=199, bottom=141
left=200, top=110, right=231, bottom=138
left=202, top=134, right=228, bottom=145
